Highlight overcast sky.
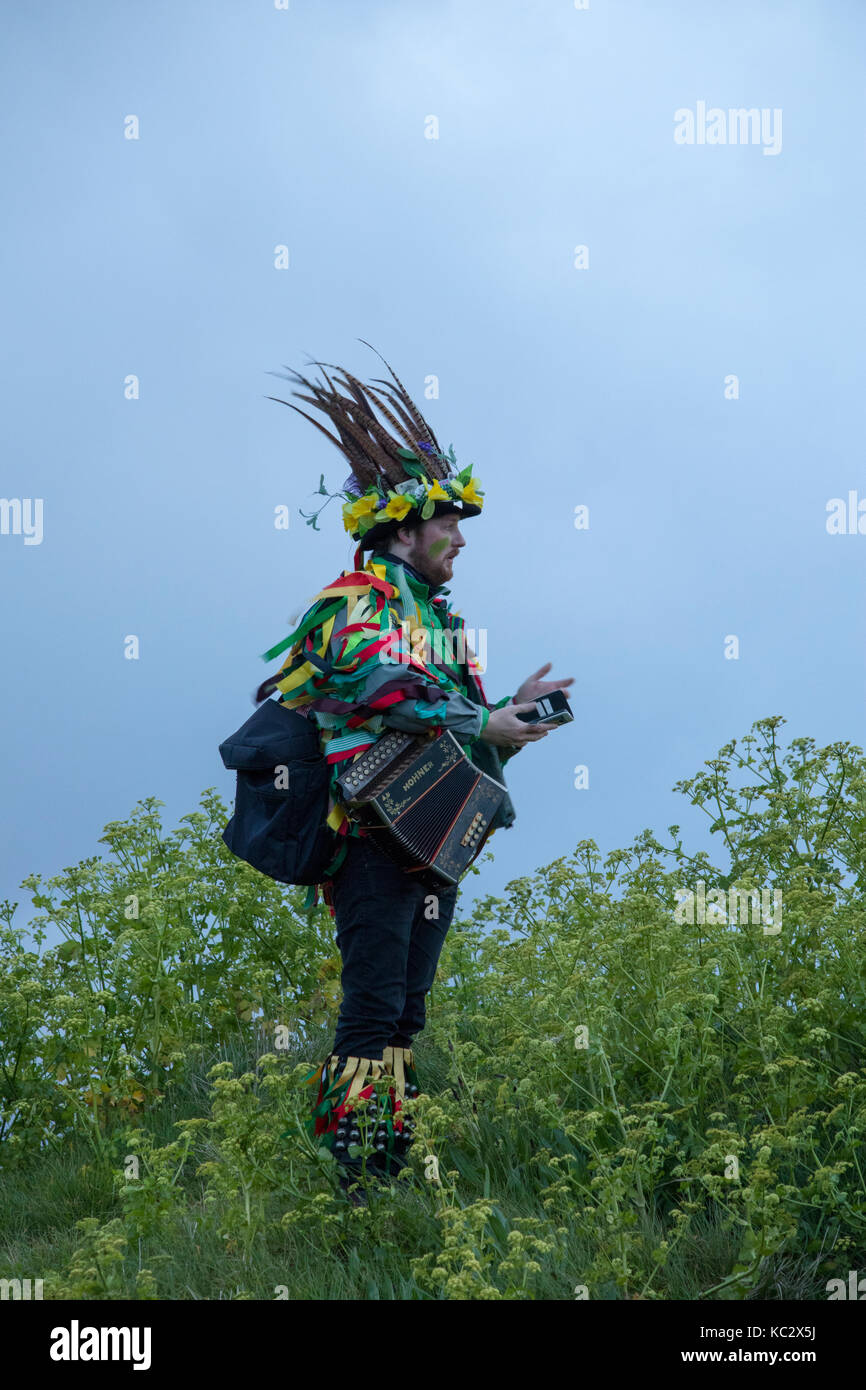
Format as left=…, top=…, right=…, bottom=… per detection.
left=3, top=0, right=864, bottom=934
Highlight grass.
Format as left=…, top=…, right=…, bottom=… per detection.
left=0, top=1033, right=841, bottom=1301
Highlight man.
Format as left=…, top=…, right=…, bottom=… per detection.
left=256, top=347, right=572, bottom=1196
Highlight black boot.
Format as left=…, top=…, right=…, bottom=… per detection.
left=305, top=1053, right=391, bottom=1201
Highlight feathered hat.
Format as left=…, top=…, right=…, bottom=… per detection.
left=267, top=341, right=485, bottom=559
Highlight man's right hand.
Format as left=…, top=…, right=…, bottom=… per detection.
left=480, top=702, right=558, bottom=748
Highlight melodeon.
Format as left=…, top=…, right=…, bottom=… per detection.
left=335, top=729, right=507, bottom=885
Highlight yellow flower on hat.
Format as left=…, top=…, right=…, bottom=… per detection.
left=458, top=477, right=484, bottom=507
left=426, top=481, right=451, bottom=501
left=342, top=493, right=379, bottom=531
left=384, top=494, right=413, bottom=521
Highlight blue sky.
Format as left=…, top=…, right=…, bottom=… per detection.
left=3, top=0, right=864, bottom=935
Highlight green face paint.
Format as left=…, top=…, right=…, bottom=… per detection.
left=428, top=536, right=451, bottom=559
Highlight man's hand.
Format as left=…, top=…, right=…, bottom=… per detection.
left=480, top=703, right=557, bottom=748
left=515, top=662, right=574, bottom=706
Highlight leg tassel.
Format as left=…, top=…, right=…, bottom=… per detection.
left=302, top=1046, right=421, bottom=1184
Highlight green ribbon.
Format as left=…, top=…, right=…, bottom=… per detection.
left=260, top=597, right=345, bottom=663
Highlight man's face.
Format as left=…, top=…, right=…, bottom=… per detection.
left=400, top=511, right=466, bottom=585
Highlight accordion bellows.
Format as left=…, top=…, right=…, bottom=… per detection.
left=335, top=730, right=507, bottom=884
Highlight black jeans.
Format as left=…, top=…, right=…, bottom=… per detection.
left=329, top=832, right=459, bottom=1059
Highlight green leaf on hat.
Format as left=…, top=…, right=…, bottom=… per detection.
left=401, top=459, right=428, bottom=481
left=396, top=446, right=421, bottom=461
left=421, top=497, right=436, bottom=520
left=317, top=473, right=328, bottom=495
left=455, top=465, right=473, bottom=484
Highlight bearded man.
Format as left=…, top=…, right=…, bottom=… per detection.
left=255, top=345, right=572, bottom=1197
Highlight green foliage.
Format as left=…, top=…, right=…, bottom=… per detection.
left=0, top=791, right=338, bottom=1167
left=1, top=717, right=865, bottom=1300
left=43, top=1218, right=157, bottom=1300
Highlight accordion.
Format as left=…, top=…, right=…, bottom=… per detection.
left=335, top=729, right=507, bottom=885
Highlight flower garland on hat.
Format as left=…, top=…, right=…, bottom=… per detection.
left=340, top=445, right=484, bottom=541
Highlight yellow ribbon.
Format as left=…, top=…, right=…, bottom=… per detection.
left=382, top=1046, right=413, bottom=1102
left=326, top=1054, right=384, bottom=1108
